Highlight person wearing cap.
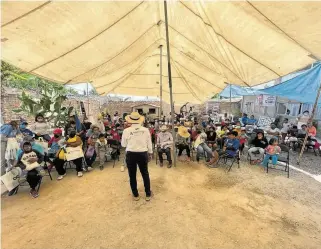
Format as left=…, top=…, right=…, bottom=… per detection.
left=157, top=125, right=173, bottom=168
left=121, top=112, right=152, bottom=201
left=177, top=126, right=191, bottom=162
left=19, top=121, right=34, bottom=137
left=14, top=141, right=45, bottom=198
left=248, top=130, right=268, bottom=164
left=48, top=128, right=65, bottom=158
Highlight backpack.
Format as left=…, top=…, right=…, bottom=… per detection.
left=85, top=145, right=95, bottom=158
left=48, top=142, right=60, bottom=155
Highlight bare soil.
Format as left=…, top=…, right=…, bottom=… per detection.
left=2, top=160, right=321, bottom=249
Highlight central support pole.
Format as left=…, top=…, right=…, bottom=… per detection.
left=164, top=0, right=177, bottom=167
left=159, top=45, right=163, bottom=120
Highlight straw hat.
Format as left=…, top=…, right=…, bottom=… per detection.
left=178, top=126, right=190, bottom=138
left=160, top=125, right=168, bottom=132
left=125, top=112, right=144, bottom=124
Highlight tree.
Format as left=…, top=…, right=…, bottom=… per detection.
left=13, top=84, right=74, bottom=127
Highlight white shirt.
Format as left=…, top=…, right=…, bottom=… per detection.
left=121, top=124, right=153, bottom=153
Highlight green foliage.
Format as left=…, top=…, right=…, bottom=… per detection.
left=13, top=85, right=74, bottom=127
left=1, top=61, right=78, bottom=95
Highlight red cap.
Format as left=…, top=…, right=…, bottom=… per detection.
left=53, top=128, right=63, bottom=135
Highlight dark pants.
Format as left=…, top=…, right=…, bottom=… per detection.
left=158, top=148, right=172, bottom=163
left=54, top=157, right=83, bottom=175
left=178, top=144, right=190, bottom=157
left=26, top=169, right=41, bottom=190
left=126, top=152, right=151, bottom=197
left=34, top=134, right=51, bottom=142
left=85, top=151, right=97, bottom=167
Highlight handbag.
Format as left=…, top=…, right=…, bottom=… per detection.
left=64, top=146, right=84, bottom=161
left=1, top=167, right=22, bottom=191
left=35, top=137, right=48, bottom=153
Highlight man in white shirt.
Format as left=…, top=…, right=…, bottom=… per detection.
left=157, top=125, right=173, bottom=168
left=121, top=112, right=153, bottom=201
left=266, top=123, right=281, bottom=142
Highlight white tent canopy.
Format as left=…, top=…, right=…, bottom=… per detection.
left=2, top=1, right=321, bottom=104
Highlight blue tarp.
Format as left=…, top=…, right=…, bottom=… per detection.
left=262, top=63, right=321, bottom=105
left=219, top=84, right=260, bottom=98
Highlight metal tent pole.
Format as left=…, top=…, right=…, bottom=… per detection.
left=87, top=82, right=90, bottom=118
left=164, top=0, right=177, bottom=167
left=229, top=83, right=232, bottom=118
left=297, top=79, right=321, bottom=164
left=159, top=45, right=163, bottom=120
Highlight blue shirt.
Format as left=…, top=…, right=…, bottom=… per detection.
left=248, top=118, right=257, bottom=125
left=0, top=124, right=20, bottom=138
left=224, top=138, right=240, bottom=156
left=20, top=128, right=34, bottom=137
left=241, top=117, right=249, bottom=125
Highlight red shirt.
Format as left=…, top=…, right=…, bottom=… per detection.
left=111, top=130, right=120, bottom=141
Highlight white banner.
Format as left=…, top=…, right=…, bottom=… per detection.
left=256, top=95, right=276, bottom=107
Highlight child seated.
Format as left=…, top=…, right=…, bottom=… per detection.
left=239, top=128, right=248, bottom=152
left=85, top=136, right=97, bottom=171
left=261, top=138, right=281, bottom=167
left=220, top=131, right=240, bottom=157
left=95, top=134, right=109, bottom=170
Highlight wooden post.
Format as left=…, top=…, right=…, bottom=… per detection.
left=159, top=45, right=163, bottom=120
left=164, top=0, right=177, bottom=167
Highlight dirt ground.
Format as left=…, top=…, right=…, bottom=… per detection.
left=2, top=159, right=321, bottom=249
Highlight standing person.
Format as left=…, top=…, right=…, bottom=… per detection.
left=32, top=114, right=51, bottom=141
left=157, top=125, right=173, bottom=168
left=0, top=121, right=21, bottom=174
left=121, top=112, right=152, bottom=201
left=176, top=126, right=191, bottom=162
left=281, top=118, right=291, bottom=143
left=95, top=134, right=108, bottom=170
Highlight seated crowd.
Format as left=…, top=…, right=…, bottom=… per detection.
left=1, top=111, right=319, bottom=199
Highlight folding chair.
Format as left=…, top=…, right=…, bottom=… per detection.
left=15, top=175, right=43, bottom=195
left=217, top=150, right=240, bottom=172
left=107, top=139, right=121, bottom=167
left=266, top=144, right=290, bottom=178
left=42, top=153, right=53, bottom=180
left=156, top=146, right=172, bottom=165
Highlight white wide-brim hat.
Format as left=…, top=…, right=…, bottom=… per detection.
left=125, top=112, right=144, bottom=124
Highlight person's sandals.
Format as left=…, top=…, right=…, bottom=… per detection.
left=99, top=166, right=104, bottom=171
left=133, top=195, right=140, bottom=201
left=87, top=166, right=93, bottom=171
left=167, top=163, right=172, bottom=168
left=30, top=189, right=39, bottom=198
left=77, top=172, right=83, bottom=177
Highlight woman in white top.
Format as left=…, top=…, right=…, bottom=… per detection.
left=32, top=114, right=51, bottom=142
